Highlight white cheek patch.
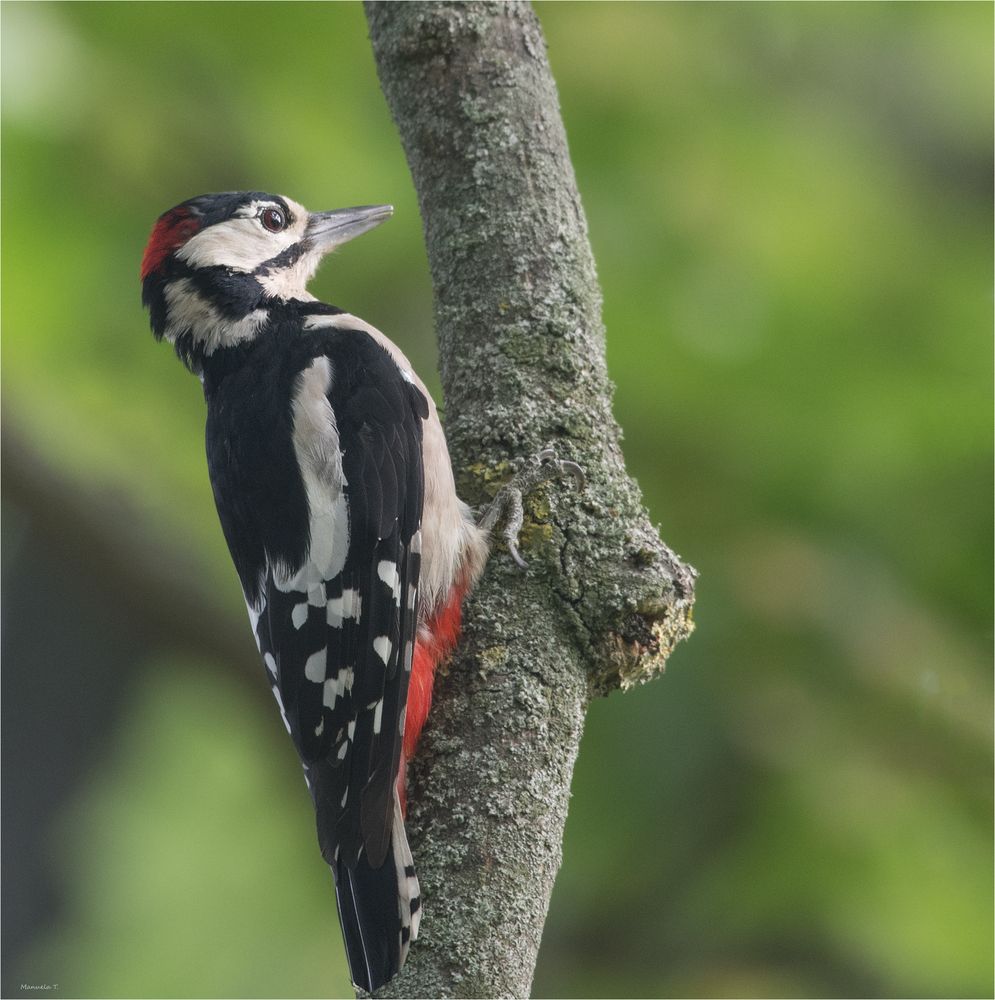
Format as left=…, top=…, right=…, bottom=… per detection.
left=177, top=216, right=298, bottom=272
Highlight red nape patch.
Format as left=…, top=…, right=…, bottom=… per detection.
left=140, top=207, right=201, bottom=280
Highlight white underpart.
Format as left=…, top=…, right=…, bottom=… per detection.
left=303, top=312, right=489, bottom=615
left=176, top=197, right=310, bottom=272
left=163, top=278, right=267, bottom=354
left=273, top=356, right=350, bottom=593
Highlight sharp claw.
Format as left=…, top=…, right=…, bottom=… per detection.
left=538, top=450, right=585, bottom=491
left=507, top=542, right=529, bottom=571
left=561, top=459, right=585, bottom=490
left=501, top=486, right=525, bottom=567
left=478, top=447, right=585, bottom=568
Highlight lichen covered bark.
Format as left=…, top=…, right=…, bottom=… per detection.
left=364, top=3, right=695, bottom=996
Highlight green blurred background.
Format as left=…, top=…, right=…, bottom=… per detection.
left=2, top=3, right=991, bottom=998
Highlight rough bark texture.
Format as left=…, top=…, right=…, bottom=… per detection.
left=363, top=3, right=696, bottom=997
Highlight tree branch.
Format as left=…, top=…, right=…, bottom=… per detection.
left=364, top=3, right=696, bottom=996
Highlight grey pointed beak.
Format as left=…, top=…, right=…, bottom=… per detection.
left=306, top=204, right=393, bottom=253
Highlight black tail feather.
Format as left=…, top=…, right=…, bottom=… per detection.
left=335, top=855, right=398, bottom=992
left=333, top=797, right=420, bottom=993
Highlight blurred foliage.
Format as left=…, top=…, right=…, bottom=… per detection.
left=2, top=2, right=991, bottom=998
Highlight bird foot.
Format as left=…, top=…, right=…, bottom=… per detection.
left=477, top=448, right=585, bottom=569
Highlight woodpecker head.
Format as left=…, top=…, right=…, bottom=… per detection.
left=141, top=191, right=392, bottom=372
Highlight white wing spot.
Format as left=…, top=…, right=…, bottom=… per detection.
left=373, top=699, right=384, bottom=734
left=270, top=685, right=291, bottom=735
left=304, top=649, right=325, bottom=683
left=314, top=717, right=325, bottom=737
left=348, top=589, right=362, bottom=622
left=328, top=588, right=362, bottom=628
left=322, top=667, right=353, bottom=710
left=377, top=560, right=402, bottom=605
left=291, top=603, right=308, bottom=629
left=373, top=635, right=392, bottom=665
left=263, top=653, right=278, bottom=680
left=246, top=598, right=264, bottom=641
left=326, top=597, right=343, bottom=628
left=337, top=740, right=349, bottom=760
left=323, top=678, right=337, bottom=709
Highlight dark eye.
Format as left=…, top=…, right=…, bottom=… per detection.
left=260, top=207, right=286, bottom=233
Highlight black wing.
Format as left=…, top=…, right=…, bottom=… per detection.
left=249, top=335, right=426, bottom=989
left=208, top=324, right=427, bottom=990
left=251, top=334, right=427, bottom=873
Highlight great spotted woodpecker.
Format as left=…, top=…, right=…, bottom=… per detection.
left=140, top=191, right=493, bottom=992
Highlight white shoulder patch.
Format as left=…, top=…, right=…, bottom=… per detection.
left=274, top=356, right=350, bottom=588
